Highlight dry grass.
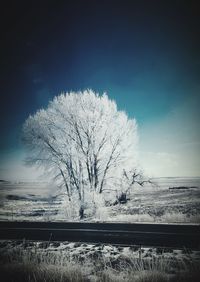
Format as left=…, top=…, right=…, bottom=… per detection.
left=130, top=271, right=169, bottom=282
left=108, top=212, right=200, bottom=224
left=0, top=241, right=200, bottom=282
left=0, top=263, right=88, bottom=282
left=160, top=212, right=200, bottom=224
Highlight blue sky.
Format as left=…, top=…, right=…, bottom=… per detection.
left=0, top=0, right=199, bottom=179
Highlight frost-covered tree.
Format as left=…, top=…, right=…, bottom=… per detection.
left=22, top=90, right=138, bottom=219
left=115, top=169, right=154, bottom=204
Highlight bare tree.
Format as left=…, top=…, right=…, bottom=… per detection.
left=115, top=169, right=154, bottom=204
left=23, top=90, right=138, bottom=219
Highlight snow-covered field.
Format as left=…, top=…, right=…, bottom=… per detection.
left=0, top=177, right=200, bottom=281
left=0, top=177, right=200, bottom=223
left=0, top=240, right=200, bottom=282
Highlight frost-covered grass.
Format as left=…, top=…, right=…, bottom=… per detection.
left=106, top=177, right=200, bottom=224
left=0, top=240, right=200, bottom=282
left=0, top=177, right=200, bottom=223
left=0, top=263, right=87, bottom=282
left=106, top=212, right=200, bottom=224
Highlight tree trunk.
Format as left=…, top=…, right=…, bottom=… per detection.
left=79, top=205, right=84, bottom=220
left=60, top=169, right=71, bottom=201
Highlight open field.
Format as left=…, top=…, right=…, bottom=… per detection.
left=109, top=177, right=200, bottom=223
left=0, top=177, right=200, bottom=223
left=0, top=178, right=200, bottom=281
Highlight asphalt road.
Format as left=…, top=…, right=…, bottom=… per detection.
left=0, top=221, right=199, bottom=248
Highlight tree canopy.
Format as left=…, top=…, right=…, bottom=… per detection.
left=23, top=90, right=138, bottom=218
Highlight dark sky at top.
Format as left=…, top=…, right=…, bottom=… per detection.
left=0, top=0, right=200, bottom=177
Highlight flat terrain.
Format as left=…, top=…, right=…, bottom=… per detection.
left=0, top=177, right=200, bottom=223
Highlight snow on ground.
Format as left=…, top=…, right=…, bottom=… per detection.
left=1, top=240, right=200, bottom=263
left=0, top=177, right=200, bottom=223
left=1, top=178, right=199, bottom=281
left=0, top=240, right=200, bottom=277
